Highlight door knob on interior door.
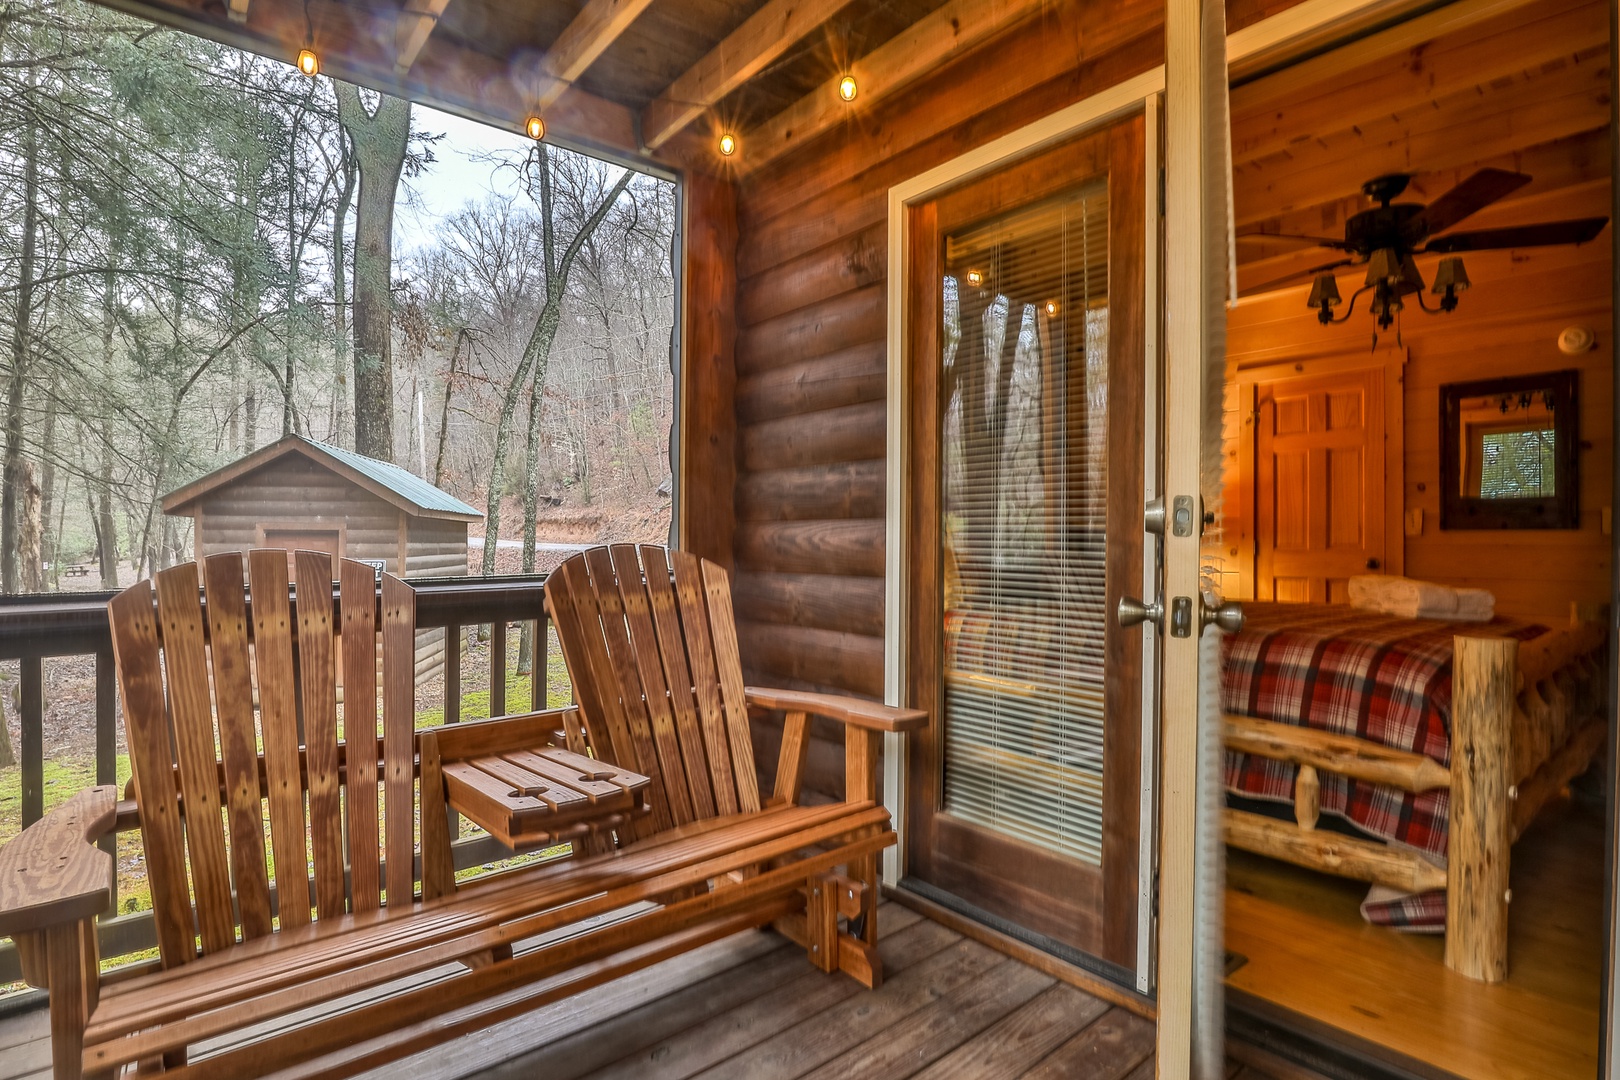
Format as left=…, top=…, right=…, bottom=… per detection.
left=1117, top=595, right=1164, bottom=630
left=1200, top=596, right=1245, bottom=635
left=1366, top=558, right=1381, bottom=570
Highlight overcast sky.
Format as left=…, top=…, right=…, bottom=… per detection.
left=395, top=107, right=532, bottom=255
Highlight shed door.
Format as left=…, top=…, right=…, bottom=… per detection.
left=903, top=113, right=1147, bottom=972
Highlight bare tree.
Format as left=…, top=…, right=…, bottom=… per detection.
left=334, top=83, right=410, bottom=461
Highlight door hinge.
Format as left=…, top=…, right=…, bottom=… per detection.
left=1158, top=166, right=1166, bottom=213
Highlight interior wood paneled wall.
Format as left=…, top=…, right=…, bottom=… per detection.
left=1219, top=0, right=1613, bottom=624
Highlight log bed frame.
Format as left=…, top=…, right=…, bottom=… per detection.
left=1222, top=613, right=1609, bottom=983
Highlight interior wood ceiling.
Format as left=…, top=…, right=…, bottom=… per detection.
left=1232, top=0, right=1612, bottom=299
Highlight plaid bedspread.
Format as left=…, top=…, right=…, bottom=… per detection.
left=1222, top=602, right=1544, bottom=859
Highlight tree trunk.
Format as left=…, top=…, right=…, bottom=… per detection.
left=95, top=453, right=117, bottom=589
left=517, top=382, right=544, bottom=673
left=335, top=83, right=411, bottom=462
left=18, top=461, right=42, bottom=593
left=481, top=152, right=632, bottom=574
left=2, top=111, right=39, bottom=595
left=330, top=145, right=357, bottom=445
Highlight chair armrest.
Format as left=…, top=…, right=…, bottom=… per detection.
left=745, top=687, right=927, bottom=733
left=0, top=786, right=117, bottom=938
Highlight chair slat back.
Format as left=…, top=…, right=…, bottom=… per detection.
left=107, top=551, right=417, bottom=970
left=546, top=545, right=760, bottom=834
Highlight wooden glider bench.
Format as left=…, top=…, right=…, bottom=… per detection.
left=0, top=545, right=925, bottom=1079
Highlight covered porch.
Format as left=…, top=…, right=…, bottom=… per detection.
left=0, top=0, right=1613, bottom=1075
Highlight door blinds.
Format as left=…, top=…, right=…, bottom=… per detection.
left=939, top=179, right=1111, bottom=865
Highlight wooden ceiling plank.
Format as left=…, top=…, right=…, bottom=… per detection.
left=1231, top=0, right=1607, bottom=169
left=1233, top=0, right=1542, bottom=111
left=227, top=0, right=249, bottom=24
left=531, top=0, right=661, bottom=114
left=641, top=0, right=851, bottom=152
left=1233, top=59, right=1609, bottom=226
left=395, top=0, right=454, bottom=76
left=737, top=0, right=1048, bottom=173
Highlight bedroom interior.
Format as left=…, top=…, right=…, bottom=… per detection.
left=1214, top=0, right=1614, bottom=1076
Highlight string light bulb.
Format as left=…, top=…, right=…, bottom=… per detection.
left=525, top=116, right=546, bottom=141
left=1045, top=300, right=1059, bottom=316
left=838, top=75, right=858, bottom=102
left=966, top=269, right=983, bottom=287
left=297, top=49, right=319, bottom=77
left=718, top=132, right=737, bottom=157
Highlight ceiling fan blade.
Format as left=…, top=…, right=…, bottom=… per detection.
left=1423, top=217, right=1609, bottom=253
left=1236, top=231, right=1353, bottom=250
left=1245, top=258, right=1357, bottom=295
left=1406, top=168, right=1532, bottom=240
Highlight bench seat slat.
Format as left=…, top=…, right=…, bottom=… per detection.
left=86, top=802, right=884, bottom=1039
left=95, top=824, right=891, bottom=1080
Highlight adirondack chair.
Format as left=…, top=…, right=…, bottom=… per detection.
left=0, top=546, right=923, bottom=1079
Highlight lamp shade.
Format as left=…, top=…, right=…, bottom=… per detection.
left=1364, top=248, right=1401, bottom=286
left=1432, top=256, right=1471, bottom=294
left=1307, top=273, right=1342, bottom=310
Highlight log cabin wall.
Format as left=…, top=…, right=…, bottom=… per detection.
left=721, top=0, right=1304, bottom=800
left=1217, top=0, right=1613, bottom=624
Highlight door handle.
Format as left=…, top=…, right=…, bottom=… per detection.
left=1366, top=558, right=1381, bottom=570
left=1117, top=596, right=1164, bottom=631
left=1201, top=596, right=1245, bottom=635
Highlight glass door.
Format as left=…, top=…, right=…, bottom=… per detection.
left=904, top=114, right=1147, bottom=973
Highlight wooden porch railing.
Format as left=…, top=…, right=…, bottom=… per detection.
left=0, top=573, right=559, bottom=988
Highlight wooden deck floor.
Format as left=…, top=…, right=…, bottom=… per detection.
left=0, top=901, right=1317, bottom=1080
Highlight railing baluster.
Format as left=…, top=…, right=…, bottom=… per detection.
left=96, top=650, right=118, bottom=910
left=490, top=619, right=507, bottom=718
left=20, top=655, right=42, bottom=826
left=445, top=624, right=462, bottom=841
left=532, top=618, right=546, bottom=712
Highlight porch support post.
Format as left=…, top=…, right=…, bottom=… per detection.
left=1160, top=0, right=1214, bottom=1074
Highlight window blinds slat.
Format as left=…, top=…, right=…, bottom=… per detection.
left=939, top=178, right=1111, bottom=867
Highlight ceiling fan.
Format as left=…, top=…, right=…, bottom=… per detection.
left=1242, top=168, right=1609, bottom=335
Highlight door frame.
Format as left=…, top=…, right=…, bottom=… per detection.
left=884, top=67, right=1165, bottom=992
left=885, top=0, right=1604, bottom=1071
left=1234, top=349, right=1407, bottom=600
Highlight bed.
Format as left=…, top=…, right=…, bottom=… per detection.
left=1221, top=600, right=1608, bottom=982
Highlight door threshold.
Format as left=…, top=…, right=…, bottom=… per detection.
left=889, top=878, right=1150, bottom=1017
left=1228, top=988, right=1467, bottom=1080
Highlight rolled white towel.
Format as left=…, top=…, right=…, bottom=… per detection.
left=1348, top=575, right=1495, bottom=622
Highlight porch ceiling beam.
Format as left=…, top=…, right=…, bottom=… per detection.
left=640, top=0, right=851, bottom=153
left=395, top=0, right=454, bottom=76
left=735, top=0, right=1046, bottom=173
left=530, top=0, right=660, bottom=115
left=227, top=0, right=249, bottom=24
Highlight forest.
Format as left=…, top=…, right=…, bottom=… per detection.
left=0, top=0, right=678, bottom=595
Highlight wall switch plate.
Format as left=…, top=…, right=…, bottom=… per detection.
left=1404, top=508, right=1423, bottom=538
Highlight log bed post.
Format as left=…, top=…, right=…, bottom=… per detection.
left=1446, top=634, right=1517, bottom=982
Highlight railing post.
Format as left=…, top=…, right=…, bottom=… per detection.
left=20, top=655, right=42, bottom=826
left=96, top=650, right=118, bottom=910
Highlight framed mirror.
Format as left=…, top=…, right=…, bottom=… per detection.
left=1440, top=370, right=1578, bottom=530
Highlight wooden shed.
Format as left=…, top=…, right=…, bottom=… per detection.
left=162, top=433, right=483, bottom=680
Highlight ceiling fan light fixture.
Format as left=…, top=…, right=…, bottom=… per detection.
left=1365, top=248, right=1401, bottom=287
left=1432, top=256, right=1470, bottom=294
left=1306, top=273, right=1341, bottom=323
